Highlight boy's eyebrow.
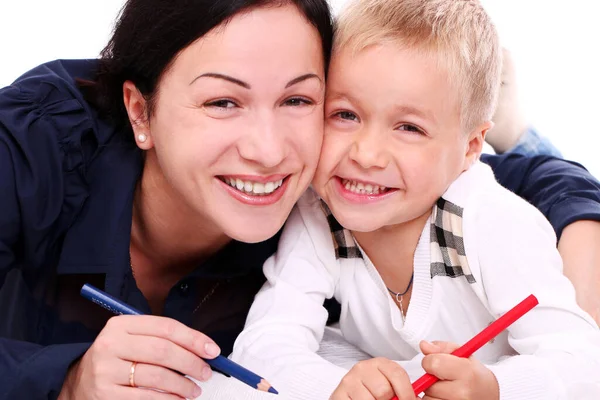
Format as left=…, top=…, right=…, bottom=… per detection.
left=326, top=91, right=357, bottom=103
left=327, top=93, right=438, bottom=124
left=189, top=73, right=322, bottom=89
left=394, top=105, right=437, bottom=124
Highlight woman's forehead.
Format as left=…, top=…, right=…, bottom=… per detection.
left=164, top=4, right=325, bottom=87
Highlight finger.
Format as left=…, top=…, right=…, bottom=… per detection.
left=360, top=369, right=394, bottom=400
left=375, top=360, right=415, bottom=400
left=116, top=335, right=211, bottom=383
left=347, top=382, right=376, bottom=400
left=422, top=353, right=471, bottom=381
left=117, top=361, right=203, bottom=399
left=107, top=316, right=221, bottom=359
left=116, top=385, right=185, bottom=399
left=430, top=341, right=461, bottom=353
left=419, top=340, right=460, bottom=355
left=424, top=380, right=466, bottom=400
left=335, top=374, right=376, bottom=400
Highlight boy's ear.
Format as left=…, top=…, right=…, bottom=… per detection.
left=123, top=81, right=154, bottom=150
left=463, top=121, right=493, bottom=170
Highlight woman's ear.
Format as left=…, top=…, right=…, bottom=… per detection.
left=123, top=81, right=154, bottom=150
left=463, top=121, right=493, bottom=170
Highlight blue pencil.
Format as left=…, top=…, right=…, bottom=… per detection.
left=81, top=284, right=278, bottom=395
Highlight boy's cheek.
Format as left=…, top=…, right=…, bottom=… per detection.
left=311, top=165, right=332, bottom=199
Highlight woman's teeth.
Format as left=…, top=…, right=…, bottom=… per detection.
left=222, top=177, right=284, bottom=196
left=342, top=179, right=388, bottom=195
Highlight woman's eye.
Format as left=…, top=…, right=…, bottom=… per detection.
left=284, top=97, right=313, bottom=107
left=205, top=99, right=237, bottom=109
left=333, top=111, right=359, bottom=122
left=397, top=124, right=424, bottom=135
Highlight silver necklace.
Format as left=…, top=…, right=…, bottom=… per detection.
left=387, top=273, right=414, bottom=324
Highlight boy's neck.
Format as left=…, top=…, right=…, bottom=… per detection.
left=352, top=210, right=431, bottom=285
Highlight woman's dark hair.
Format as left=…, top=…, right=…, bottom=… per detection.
left=82, top=0, right=333, bottom=137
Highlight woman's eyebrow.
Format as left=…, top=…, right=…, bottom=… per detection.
left=190, top=73, right=250, bottom=89
left=285, top=73, right=322, bottom=88
left=190, top=72, right=322, bottom=89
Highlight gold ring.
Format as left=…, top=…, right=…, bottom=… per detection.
left=129, top=361, right=138, bottom=387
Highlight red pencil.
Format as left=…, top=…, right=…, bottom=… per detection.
left=391, top=294, right=539, bottom=400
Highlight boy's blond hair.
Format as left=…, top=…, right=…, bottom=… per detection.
left=335, top=0, right=501, bottom=132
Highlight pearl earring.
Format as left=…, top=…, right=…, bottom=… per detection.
left=137, top=134, right=147, bottom=143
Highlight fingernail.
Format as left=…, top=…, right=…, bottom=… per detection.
left=204, top=342, right=220, bottom=358
left=201, top=366, right=212, bottom=381
left=193, top=385, right=202, bottom=397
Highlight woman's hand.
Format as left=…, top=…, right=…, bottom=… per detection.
left=420, top=341, right=499, bottom=400
left=58, top=315, right=220, bottom=400
left=330, top=357, right=416, bottom=400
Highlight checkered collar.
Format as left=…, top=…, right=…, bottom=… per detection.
left=320, top=198, right=475, bottom=282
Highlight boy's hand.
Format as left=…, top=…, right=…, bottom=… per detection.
left=330, top=358, right=416, bottom=400
left=420, top=341, right=499, bottom=400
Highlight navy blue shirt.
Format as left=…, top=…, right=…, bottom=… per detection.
left=1, top=60, right=600, bottom=399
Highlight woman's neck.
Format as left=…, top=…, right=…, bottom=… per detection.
left=130, top=151, right=231, bottom=279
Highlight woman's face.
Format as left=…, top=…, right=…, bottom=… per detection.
left=133, top=5, right=325, bottom=243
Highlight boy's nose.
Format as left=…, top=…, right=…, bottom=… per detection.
left=349, top=128, right=389, bottom=170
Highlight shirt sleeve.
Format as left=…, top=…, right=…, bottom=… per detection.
left=0, top=339, right=92, bottom=399
left=475, top=187, right=600, bottom=400
left=481, top=153, right=600, bottom=239
left=230, top=203, right=349, bottom=399
left=0, top=79, right=92, bottom=399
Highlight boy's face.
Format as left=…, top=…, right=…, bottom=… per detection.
left=313, top=44, right=485, bottom=233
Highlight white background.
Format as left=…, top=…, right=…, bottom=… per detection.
left=1, top=0, right=599, bottom=175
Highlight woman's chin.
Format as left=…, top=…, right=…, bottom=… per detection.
left=228, top=225, right=283, bottom=244
left=221, top=213, right=288, bottom=244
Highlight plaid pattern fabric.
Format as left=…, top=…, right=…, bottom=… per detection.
left=430, top=198, right=475, bottom=283
left=320, top=201, right=362, bottom=259
left=320, top=197, right=476, bottom=284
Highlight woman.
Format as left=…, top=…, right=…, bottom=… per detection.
left=1, top=1, right=330, bottom=399
left=0, top=0, right=598, bottom=399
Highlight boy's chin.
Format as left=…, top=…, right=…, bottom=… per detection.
left=333, top=211, right=383, bottom=233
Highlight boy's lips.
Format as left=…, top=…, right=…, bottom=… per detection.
left=333, top=176, right=398, bottom=204
left=339, top=177, right=391, bottom=195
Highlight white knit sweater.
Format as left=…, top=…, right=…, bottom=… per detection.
left=227, top=162, right=600, bottom=400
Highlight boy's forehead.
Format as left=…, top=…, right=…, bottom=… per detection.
left=328, top=42, right=455, bottom=90
left=326, top=43, right=462, bottom=125
left=331, top=41, right=448, bottom=72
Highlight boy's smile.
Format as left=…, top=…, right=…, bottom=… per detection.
left=313, top=43, right=487, bottom=234
left=334, top=176, right=397, bottom=202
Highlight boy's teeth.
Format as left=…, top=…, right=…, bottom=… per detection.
left=224, top=177, right=284, bottom=195
left=342, top=179, right=387, bottom=195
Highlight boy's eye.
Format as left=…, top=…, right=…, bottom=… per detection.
left=205, top=99, right=238, bottom=109
left=283, top=97, right=313, bottom=107
left=333, top=111, right=359, bottom=122
left=397, top=124, right=424, bottom=135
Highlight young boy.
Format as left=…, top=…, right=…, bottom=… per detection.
left=230, top=0, right=600, bottom=399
